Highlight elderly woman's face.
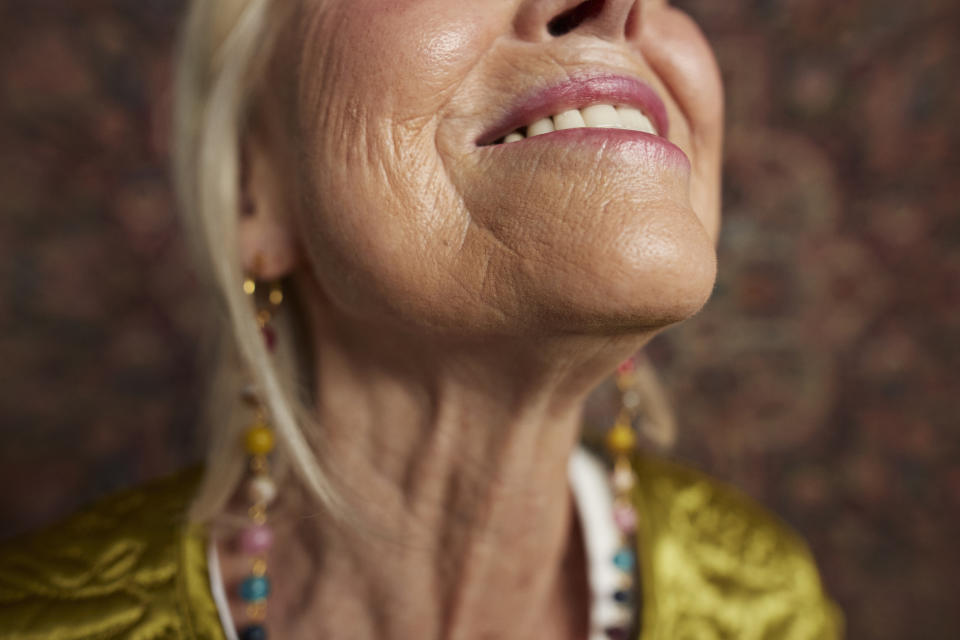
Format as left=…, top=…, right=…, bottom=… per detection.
left=286, top=0, right=723, bottom=336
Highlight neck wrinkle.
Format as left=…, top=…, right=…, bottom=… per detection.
left=301, top=351, right=586, bottom=639
left=268, top=278, right=636, bottom=639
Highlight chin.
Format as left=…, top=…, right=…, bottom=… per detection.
left=524, top=214, right=719, bottom=335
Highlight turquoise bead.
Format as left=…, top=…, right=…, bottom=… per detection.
left=239, top=575, right=271, bottom=602
left=612, top=548, right=635, bottom=572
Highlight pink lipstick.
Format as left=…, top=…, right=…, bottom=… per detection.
left=477, top=73, right=670, bottom=146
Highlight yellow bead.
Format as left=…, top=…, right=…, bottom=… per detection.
left=606, top=422, right=636, bottom=455
left=269, top=286, right=283, bottom=306
left=245, top=425, right=275, bottom=455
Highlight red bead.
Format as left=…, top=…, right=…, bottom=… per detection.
left=617, top=358, right=635, bottom=375
left=261, top=325, right=276, bottom=351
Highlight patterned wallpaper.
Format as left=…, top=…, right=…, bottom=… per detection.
left=1, top=1, right=957, bottom=638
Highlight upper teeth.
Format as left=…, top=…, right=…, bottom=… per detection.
left=501, top=104, right=657, bottom=143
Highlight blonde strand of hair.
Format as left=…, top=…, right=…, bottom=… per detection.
left=173, top=0, right=341, bottom=526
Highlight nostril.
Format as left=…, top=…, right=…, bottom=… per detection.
left=547, top=0, right=607, bottom=37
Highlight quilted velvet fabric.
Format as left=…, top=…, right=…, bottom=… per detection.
left=632, top=455, right=843, bottom=640
left=0, top=457, right=841, bottom=639
left=0, top=468, right=223, bottom=640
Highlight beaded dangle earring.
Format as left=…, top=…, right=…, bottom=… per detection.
left=234, top=270, right=284, bottom=640
left=602, top=356, right=643, bottom=639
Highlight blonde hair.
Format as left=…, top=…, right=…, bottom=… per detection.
left=172, top=0, right=676, bottom=527
left=173, top=0, right=340, bottom=524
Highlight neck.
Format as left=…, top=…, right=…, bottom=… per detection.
left=233, top=283, right=652, bottom=639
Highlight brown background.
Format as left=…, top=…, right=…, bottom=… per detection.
left=1, top=1, right=958, bottom=638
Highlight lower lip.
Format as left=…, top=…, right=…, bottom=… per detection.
left=482, top=128, right=690, bottom=171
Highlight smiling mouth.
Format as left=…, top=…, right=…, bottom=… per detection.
left=492, top=103, right=659, bottom=145
left=477, top=74, right=669, bottom=147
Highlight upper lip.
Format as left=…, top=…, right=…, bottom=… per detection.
left=476, top=72, right=670, bottom=146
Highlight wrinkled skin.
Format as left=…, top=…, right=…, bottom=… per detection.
left=243, top=0, right=722, bottom=336
left=227, top=1, right=724, bottom=638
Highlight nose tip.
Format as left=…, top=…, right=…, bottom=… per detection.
left=515, top=0, right=641, bottom=43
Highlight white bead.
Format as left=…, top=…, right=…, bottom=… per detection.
left=613, top=466, right=635, bottom=492
left=592, top=598, right=631, bottom=628
left=623, top=389, right=642, bottom=411
left=248, top=475, right=278, bottom=505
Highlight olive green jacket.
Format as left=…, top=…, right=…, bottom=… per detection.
left=0, top=456, right=843, bottom=639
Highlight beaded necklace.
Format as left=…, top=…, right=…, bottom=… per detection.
left=215, top=445, right=641, bottom=640
left=233, top=276, right=643, bottom=639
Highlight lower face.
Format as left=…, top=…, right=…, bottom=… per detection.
left=287, top=0, right=724, bottom=339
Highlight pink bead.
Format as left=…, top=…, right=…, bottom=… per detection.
left=617, top=358, right=636, bottom=375
left=613, top=504, right=638, bottom=534
left=239, top=525, right=275, bottom=554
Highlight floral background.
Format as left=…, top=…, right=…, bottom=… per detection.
left=1, top=0, right=957, bottom=638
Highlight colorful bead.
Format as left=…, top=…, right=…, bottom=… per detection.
left=268, top=285, right=283, bottom=306
left=240, top=525, right=275, bottom=554
left=605, top=627, right=630, bottom=640
left=245, top=425, right=275, bottom=455
left=261, top=325, right=277, bottom=351
left=247, top=475, right=278, bottom=505
left=612, top=465, right=635, bottom=492
left=239, top=624, right=268, bottom=640
left=613, top=589, right=632, bottom=604
left=605, top=423, right=636, bottom=455
left=239, top=575, right=271, bottom=602
left=241, top=384, right=260, bottom=407
left=612, top=548, right=635, bottom=572
left=613, top=504, right=638, bottom=534
left=616, top=358, right=635, bottom=375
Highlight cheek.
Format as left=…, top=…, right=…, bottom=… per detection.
left=292, top=1, right=505, bottom=326
left=320, top=0, right=495, bottom=101
left=640, top=8, right=724, bottom=241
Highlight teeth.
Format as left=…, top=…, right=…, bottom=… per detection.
left=527, top=117, right=555, bottom=137
left=553, top=108, right=586, bottom=130
left=581, top=104, right=623, bottom=128
left=499, top=104, right=658, bottom=144
left=615, top=106, right=657, bottom=135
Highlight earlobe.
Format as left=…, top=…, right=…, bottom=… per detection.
left=237, top=134, right=301, bottom=281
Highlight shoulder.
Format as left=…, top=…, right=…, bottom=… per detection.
left=0, top=467, right=224, bottom=640
left=632, top=453, right=844, bottom=640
